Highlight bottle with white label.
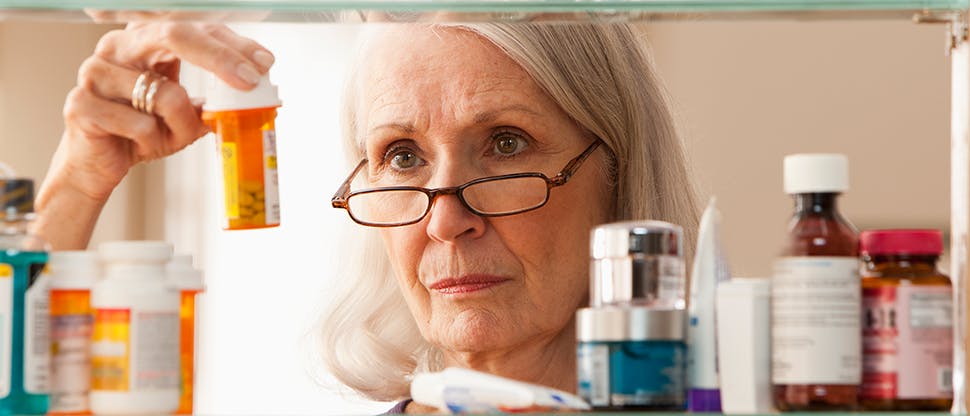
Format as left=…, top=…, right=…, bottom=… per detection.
left=0, top=177, right=49, bottom=415
left=90, top=241, right=179, bottom=416
left=859, top=229, right=952, bottom=411
left=202, top=73, right=282, bottom=231
left=772, top=154, right=860, bottom=410
left=47, top=251, right=99, bottom=415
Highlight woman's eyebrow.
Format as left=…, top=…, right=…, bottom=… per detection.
left=369, top=122, right=416, bottom=135
left=368, top=104, right=539, bottom=135
left=473, top=104, right=540, bottom=124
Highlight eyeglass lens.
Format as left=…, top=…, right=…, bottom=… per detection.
left=348, top=176, right=549, bottom=225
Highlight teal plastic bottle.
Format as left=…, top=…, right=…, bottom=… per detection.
left=0, top=178, right=49, bottom=415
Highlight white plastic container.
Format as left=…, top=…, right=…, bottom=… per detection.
left=715, top=278, right=774, bottom=414
left=166, top=255, right=204, bottom=415
left=47, top=251, right=99, bottom=414
left=90, top=241, right=179, bottom=416
left=412, top=367, right=590, bottom=413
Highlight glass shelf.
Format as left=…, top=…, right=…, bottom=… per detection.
left=0, top=0, right=967, bottom=23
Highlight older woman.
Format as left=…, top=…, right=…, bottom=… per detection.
left=34, top=21, right=697, bottom=414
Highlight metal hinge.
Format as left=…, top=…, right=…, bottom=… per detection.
left=914, top=10, right=968, bottom=55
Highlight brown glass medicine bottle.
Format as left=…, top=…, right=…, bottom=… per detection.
left=860, top=230, right=952, bottom=411
left=772, top=154, right=860, bottom=411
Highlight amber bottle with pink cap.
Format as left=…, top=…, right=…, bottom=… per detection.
left=860, top=229, right=953, bottom=411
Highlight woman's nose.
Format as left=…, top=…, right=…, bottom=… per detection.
left=425, top=192, right=486, bottom=243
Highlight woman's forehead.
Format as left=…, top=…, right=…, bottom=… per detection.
left=354, top=26, right=558, bottom=137
left=359, top=26, right=531, bottom=97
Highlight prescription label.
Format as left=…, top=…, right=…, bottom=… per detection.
left=772, top=257, right=861, bottom=384
left=23, top=268, right=49, bottom=394
left=92, top=309, right=130, bottom=391
left=221, top=142, right=240, bottom=219
left=0, top=264, right=12, bottom=398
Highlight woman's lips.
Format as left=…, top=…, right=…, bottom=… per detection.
left=428, top=275, right=511, bottom=295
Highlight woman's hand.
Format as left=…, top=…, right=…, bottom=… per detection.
left=34, top=22, right=275, bottom=249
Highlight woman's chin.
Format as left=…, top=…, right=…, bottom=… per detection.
left=431, top=307, right=518, bottom=352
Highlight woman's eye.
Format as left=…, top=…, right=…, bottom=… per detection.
left=390, top=150, right=421, bottom=170
left=493, top=135, right=528, bottom=156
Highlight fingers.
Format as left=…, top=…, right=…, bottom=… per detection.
left=65, top=87, right=205, bottom=162
left=76, top=55, right=134, bottom=101
left=206, top=24, right=275, bottom=72
left=94, top=23, right=273, bottom=90
left=148, top=77, right=211, bottom=142
left=65, top=87, right=164, bottom=156
left=76, top=55, right=208, bottom=143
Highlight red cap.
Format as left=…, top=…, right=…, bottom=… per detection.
left=860, top=229, right=943, bottom=256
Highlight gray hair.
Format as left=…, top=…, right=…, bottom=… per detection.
left=319, top=22, right=699, bottom=401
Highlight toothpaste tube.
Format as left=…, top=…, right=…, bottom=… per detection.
left=411, top=367, right=591, bottom=414
left=687, top=197, right=731, bottom=411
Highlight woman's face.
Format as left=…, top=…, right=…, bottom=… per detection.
left=356, top=26, right=613, bottom=354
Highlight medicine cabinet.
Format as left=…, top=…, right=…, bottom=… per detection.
left=1, top=0, right=968, bottom=413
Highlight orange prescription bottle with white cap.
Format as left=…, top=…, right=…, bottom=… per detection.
left=202, top=74, right=282, bottom=230
left=165, top=255, right=204, bottom=416
left=48, top=251, right=99, bottom=416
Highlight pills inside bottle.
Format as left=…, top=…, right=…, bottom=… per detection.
left=202, top=74, right=282, bottom=230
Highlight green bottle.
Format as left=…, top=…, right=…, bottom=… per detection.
left=0, top=178, right=49, bottom=415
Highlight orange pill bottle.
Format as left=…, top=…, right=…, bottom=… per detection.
left=165, top=255, right=204, bottom=415
left=47, top=251, right=99, bottom=416
left=202, top=74, right=282, bottom=230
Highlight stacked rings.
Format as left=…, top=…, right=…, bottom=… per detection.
left=131, top=71, right=167, bottom=114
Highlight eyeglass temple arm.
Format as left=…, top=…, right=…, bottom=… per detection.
left=331, top=159, right=368, bottom=208
left=550, top=140, right=602, bottom=185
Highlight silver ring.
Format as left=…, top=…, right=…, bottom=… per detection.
left=131, top=71, right=150, bottom=112
left=131, top=71, right=164, bottom=114
left=144, top=75, right=167, bottom=115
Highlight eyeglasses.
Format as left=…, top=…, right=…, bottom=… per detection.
left=331, top=139, right=603, bottom=227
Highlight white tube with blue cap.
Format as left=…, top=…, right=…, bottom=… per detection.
left=411, top=367, right=590, bottom=414
left=687, top=197, right=731, bottom=411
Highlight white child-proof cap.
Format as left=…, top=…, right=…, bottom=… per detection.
left=166, top=254, right=204, bottom=291
left=203, top=73, right=281, bottom=112
left=783, top=153, right=849, bottom=194
left=98, top=241, right=173, bottom=264
left=48, top=250, right=101, bottom=289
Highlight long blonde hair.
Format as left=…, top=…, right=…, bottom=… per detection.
left=319, top=22, right=699, bottom=401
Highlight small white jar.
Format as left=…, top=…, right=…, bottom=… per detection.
left=90, top=241, right=179, bottom=416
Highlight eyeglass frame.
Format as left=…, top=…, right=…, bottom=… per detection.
left=331, top=139, right=603, bottom=227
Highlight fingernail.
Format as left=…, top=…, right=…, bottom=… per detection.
left=252, top=50, right=275, bottom=69
left=236, top=63, right=261, bottom=85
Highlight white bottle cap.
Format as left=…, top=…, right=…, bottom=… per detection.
left=98, top=241, right=173, bottom=264
left=166, top=254, right=204, bottom=291
left=203, top=73, right=281, bottom=112
left=783, top=153, right=849, bottom=194
left=48, top=250, right=100, bottom=289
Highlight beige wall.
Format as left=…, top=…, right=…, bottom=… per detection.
left=645, top=20, right=949, bottom=276
left=0, top=20, right=154, bottom=246
left=0, top=19, right=953, bottom=276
